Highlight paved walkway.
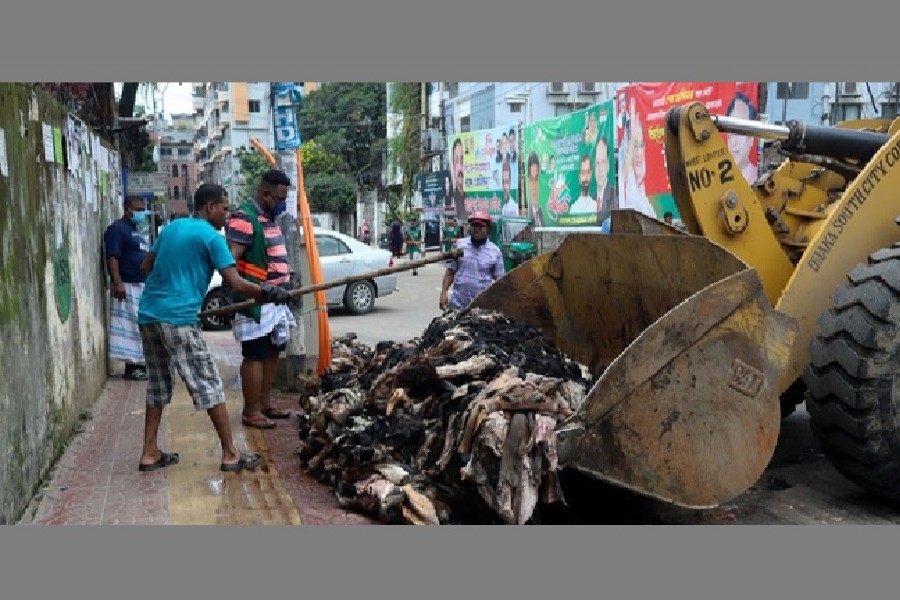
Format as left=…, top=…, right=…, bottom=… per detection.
left=23, top=331, right=376, bottom=525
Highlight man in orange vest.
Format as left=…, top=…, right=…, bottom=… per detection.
left=225, top=169, right=296, bottom=429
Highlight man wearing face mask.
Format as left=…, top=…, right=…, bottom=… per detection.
left=104, top=195, right=151, bottom=381
left=225, top=169, right=297, bottom=429
left=439, top=211, right=505, bottom=311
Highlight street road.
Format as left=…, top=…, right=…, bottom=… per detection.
left=321, top=257, right=900, bottom=524
left=327, top=254, right=446, bottom=348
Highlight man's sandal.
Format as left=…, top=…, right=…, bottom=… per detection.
left=221, top=452, right=262, bottom=472
left=242, top=413, right=276, bottom=429
left=138, top=451, right=179, bottom=472
left=261, top=406, right=291, bottom=419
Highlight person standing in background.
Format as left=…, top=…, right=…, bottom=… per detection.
left=405, top=215, right=424, bottom=275
left=104, top=195, right=151, bottom=381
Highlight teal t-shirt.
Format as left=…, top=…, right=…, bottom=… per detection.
left=138, top=218, right=236, bottom=326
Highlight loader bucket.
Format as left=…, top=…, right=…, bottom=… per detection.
left=471, top=233, right=797, bottom=508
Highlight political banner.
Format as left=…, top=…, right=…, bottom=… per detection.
left=416, top=169, right=452, bottom=219
left=522, top=100, right=616, bottom=228
left=616, top=82, right=759, bottom=224
left=446, top=123, right=520, bottom=220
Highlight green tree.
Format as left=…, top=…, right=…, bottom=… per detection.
left=300, top=139, right=356, bottom=213
left=234, top=146, right=272, bottom=199
left=387, top=82, right=422, bottom=223
left=298, top=83, right=387, bottom=188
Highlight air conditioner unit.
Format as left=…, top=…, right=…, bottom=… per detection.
left=548, top=82, right=567, bottom=94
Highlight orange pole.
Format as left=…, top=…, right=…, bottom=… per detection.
left=294, top=147, right=331, bottom=375
left=250, top=138, right=278, bottom=168
left=249, top=137, right=331, bottom=375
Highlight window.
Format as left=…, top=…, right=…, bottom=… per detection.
left=509, top=102, right=522, bottom=113
left=249, top=100, right=261, bottom=113
left=776, top=82, right=810, bottom=99
left=178, top=147, right=191, bottom=156
left=181, top=164, right=188, bottom=177
left=171, top=165, right=179, bottom=177
left=222, top=101, right=230, bottom=112
left=842, top=82, right=859, bottom=96
left=460, top=115, right=470, bottom=133
left=580, top=82, right=598, bottom=94
left=548, top=82, right=567, bottom=94
left=834, top=102, right=862, bottom=122
left=315, top=234, right=350, bottom=257
left=173, top=186, right=180, bottom=199
left=160, top=147, right=172, bottom=156
left=882, top=102, right=900, bottom=120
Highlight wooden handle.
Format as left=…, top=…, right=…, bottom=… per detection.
left=198, top=248, right=463, bottom=318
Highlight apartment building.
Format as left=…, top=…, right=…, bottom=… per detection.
left=193, top=82, right=281, bottom=200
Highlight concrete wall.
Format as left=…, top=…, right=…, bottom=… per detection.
left=0, top=83, right=119, bottom=523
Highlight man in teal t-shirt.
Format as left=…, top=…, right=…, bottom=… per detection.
left=135, top=183, right=292, bottom=474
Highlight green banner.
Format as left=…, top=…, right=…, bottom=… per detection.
left=522, top=100, right=615, bottom=227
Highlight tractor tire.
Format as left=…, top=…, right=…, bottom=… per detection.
left=804, top=242, right=900, bottom=499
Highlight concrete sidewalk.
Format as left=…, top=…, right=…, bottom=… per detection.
left=21, top=331, right=375, bottom=525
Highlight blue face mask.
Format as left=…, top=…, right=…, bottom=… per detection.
left=131, top=209, right=149, bottom=224
left=272, top=200, right=287, bottom=218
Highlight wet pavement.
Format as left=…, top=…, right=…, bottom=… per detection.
left=21, top=331, right=376, bottom=525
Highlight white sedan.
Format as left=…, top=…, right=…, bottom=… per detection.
left=200, top=228, right=399, bottom=330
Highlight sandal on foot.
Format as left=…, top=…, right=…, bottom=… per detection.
left=138, top=451, right=179, bottom=472
left=261, top=406, right=291, bottom=419
left=221, top=452, right=262, bottom=472
left=242, top=413, right=276, bottom=429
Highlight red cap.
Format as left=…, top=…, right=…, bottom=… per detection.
left=468, top=211, right=491, bottom=225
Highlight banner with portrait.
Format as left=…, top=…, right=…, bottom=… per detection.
left=521, top=100, right=616, bottom=228
left=615, top=82, right=759, bottom=224
left=446, top=123, right=520, bottom=220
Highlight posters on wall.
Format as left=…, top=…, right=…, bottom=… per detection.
left=522, top=100, right=616, bottom=228
left=446, top=122, right=520, bottom=220
left=615, top=82, right=759, bottom=222
left=42, top=123, right=55, bottom=163
left=66, top=115, right=82, bottom=174
left=0, top=128, right=8, bottom=177
left=416, top=169, right=452, bottom=220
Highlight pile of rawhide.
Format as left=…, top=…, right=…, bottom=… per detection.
left=296, top=309, right=593, bottom=524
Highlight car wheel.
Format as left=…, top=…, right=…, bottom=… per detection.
left=344, top=280, right=376, bottom=315
left=200, top=288, right=234, bottom=331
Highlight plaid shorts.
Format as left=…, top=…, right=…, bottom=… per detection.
left=139, top=323, right=225, bottom=410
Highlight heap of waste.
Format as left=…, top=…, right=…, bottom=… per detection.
left=296, top=308, right=594, bottom=525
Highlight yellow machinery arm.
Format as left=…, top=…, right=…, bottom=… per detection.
left=665, top=102, right=900, bottom=395
left=666, top=102, right=900, bottom=500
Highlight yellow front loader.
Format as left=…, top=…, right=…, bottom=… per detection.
left=467, top=101, right=899, bottom=509
left=663, top=102, right=900, bottom=499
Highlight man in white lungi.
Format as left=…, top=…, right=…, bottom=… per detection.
left=104, top=195, right=151, bottom=380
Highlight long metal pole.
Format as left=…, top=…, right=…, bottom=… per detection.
left=198, top=248, right=463, bottom=318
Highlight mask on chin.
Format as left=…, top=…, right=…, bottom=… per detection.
left=272, top=201, right=287, bottom=218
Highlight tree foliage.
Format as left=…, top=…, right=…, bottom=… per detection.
left=235, top=146, right=272, bottom=200
left=298, top=83, right=387, bottom=189
left=304, top=172, right=357, bottom=214
left=387, top=82, right=422, bottom=222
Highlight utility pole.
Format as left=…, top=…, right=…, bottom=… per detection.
left=438, top=83, right=446, bottom=172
